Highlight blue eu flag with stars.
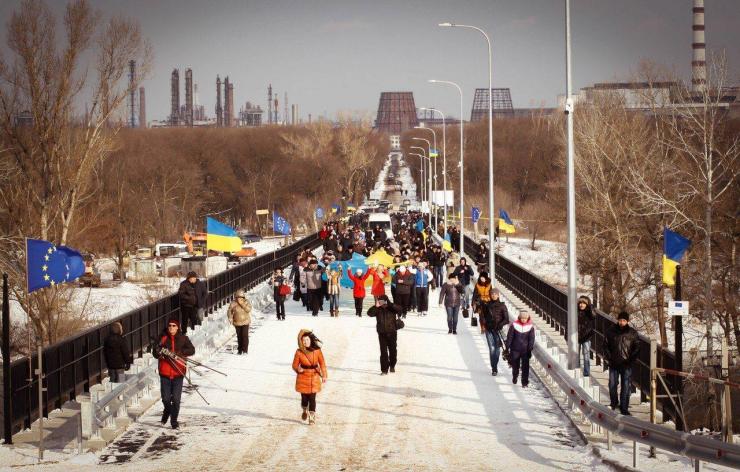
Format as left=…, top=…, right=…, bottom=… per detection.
left=273, top=212, right=292, bottom=236
left=26, top=238, right=85, bottom=293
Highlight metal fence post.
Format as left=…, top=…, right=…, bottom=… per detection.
left=650, top=339, right=657, bottom=458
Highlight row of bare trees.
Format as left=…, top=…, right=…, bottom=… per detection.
left=401, top=58, right=738, bottom=357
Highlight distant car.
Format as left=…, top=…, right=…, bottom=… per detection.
left=240, top=233, right=262, bottom=243
left=402, top=199, right=411, bottom=206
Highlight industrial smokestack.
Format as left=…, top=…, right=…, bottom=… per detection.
left=138, top=87, right=146, bottom=128
left=268, top=84, right=273, bottom=125
left=216, top=75, right=223, bottom=127
left=170, top=69, right=180, bottom=126
left=291, top=104, right=298, bottom=125
left=284, top=92, right=288, bottom=125
left=185, top=68, right=193, bottom=127
left=227, top=81, right=234, bottom=127
left=128, top=60, right=136, bottom=128
left=692, top=0, right=706, bottom=93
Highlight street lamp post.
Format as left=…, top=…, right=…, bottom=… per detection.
left=439, top=21, right=495, bottom=280
left=410, top=152, right=431, bottom=217
left=412, top=137, right=433, bottom=226
left=414, top=127, right=437, bottom=231
left=564, top=0, right=578, bottom=369
left=410, top=146, right=429, bottom=206
left=419, top=108, right=447, bottom=231
left=429, top=79, right=465, bottom=258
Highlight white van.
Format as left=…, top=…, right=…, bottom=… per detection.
left=367, top=213, right=394, bottom=240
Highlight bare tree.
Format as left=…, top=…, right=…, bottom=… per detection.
left=626, top=54, right=739, bottom=356
left=0, top=0, right=151, bottom=342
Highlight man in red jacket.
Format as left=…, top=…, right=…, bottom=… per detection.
left=153, top=319, right=195, bottom=429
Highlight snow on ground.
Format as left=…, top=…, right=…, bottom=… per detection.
left=19, top=287, right=613, bottom=472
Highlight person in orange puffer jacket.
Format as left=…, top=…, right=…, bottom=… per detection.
left=292, top=329, right=327, bottom=425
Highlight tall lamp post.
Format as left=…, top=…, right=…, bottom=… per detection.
left=419, top=107, right=447, bottom=230
left=410, top=146, right=429, bottom=206
left=439, top=21, right=495, bottom=281
left=414, top=127, right=437, bottom=230
left=410, top=152, right=431, bottom=219
left=429, top=79, right=465, bottom=258
left=564, top=0, right=578, bottom=369
left=412, top=137, right=434, bottom=227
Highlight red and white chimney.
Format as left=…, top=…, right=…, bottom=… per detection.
left=692, top=0, right=706, bottom=93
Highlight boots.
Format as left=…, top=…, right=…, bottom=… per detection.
left=301, top=407, right=308, bottom=421
left=308, top=411, right=316, bottom=425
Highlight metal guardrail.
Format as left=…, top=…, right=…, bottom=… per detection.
left=464, top=234, right=740, bottom=468
left=5, top=232, right=320, bottom=436
left=462, top=235, right=677, bottom=419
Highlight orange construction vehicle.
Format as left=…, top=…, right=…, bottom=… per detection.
left=183, top=232, right=208, bottom=255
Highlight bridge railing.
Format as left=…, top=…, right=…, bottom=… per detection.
left=462, top=235, right=677, bottom=419
left=5, top=232, right=320, bottom=435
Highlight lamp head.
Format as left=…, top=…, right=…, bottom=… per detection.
left=439, top=22, right=453, bottom=27
left=428, top=79, right=438, bottom=83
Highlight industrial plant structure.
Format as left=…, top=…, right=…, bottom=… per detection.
left=470, top=88, right=514, bottom=121
left=374, top=92, right=419, bottom=134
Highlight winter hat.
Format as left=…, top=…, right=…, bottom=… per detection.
left=235, top=289, right=246, bottom=299
left=398, top=265, right=407, bottom=272
left=355, top=268, right=363, bottom=275
left=187, top=271, right=198, bottom=279
left=491, top=288, right=500, bottom=296
left=617, top=311, right=630, bottom=321
left=167, top=319, right=180, bottom=329
left=578, top=295, right=591, bottom=305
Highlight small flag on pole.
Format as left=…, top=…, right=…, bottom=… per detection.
left=471, top=207, right=481, bottom=224
left=498, top=209, right=515, bottom=234
left=347, top=203, right=356, bottom=212
left=206, top=217, right=242, bottom=253
left=330, top=203, right=341, bottom=214
left=273, top=212, right=292, bottom=235
left=26, top=239, right=85, bottom=293
left=315, top=207, right=324, bottom=219
left=663, top=227, right=690, bottom=286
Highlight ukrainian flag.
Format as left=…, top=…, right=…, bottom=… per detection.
left=663, top=227, right=690, bottom=286
left=206, top=217, right=242, bottom=253
left=347, top=203, right=357, bottom=212
left=498, top=209, right=515, bottom=234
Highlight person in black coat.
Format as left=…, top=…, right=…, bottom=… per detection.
left=479, top=287, right=509, bottom=375
left=577, top=295, right=595, bottom=376
left=367, top=295, right=402, bottom=375
left=605, top=311, right=640, bottom=415
left=104, top=321, right=132, bottom=383
left=178, top=271, right=200, bottom=334
left=505, top=311, right=535, bottom=388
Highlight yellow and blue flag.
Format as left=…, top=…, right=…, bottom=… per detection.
left=26, top=238, right=85, bottom=293
left=663, top=227, right=691, bottom=286
left=498, top=209, right=515, bottom=234
left=330, top=203, right=341, bottom=214
left=206, top=217, right=242, bottom=253
left=347, top=203, right=357, bottom=212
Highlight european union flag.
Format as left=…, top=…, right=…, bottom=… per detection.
left=273, top=212, right=292, bottom=235
left=315, top=207, right=324, bottom=219
left=471, top=207, right=481, bottom=224
left=26, top=238, right=85, bottom=293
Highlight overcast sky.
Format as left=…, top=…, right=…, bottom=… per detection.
left=2, top=0, right=738, bottom=122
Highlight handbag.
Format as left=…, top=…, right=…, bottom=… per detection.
left=462, top=307, right=469, bottom=319
left=292, top=289, right=301, bottom=301
left=279, top=284, right=292, bottom=296
left=395, top=318, right=405, bottom=330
